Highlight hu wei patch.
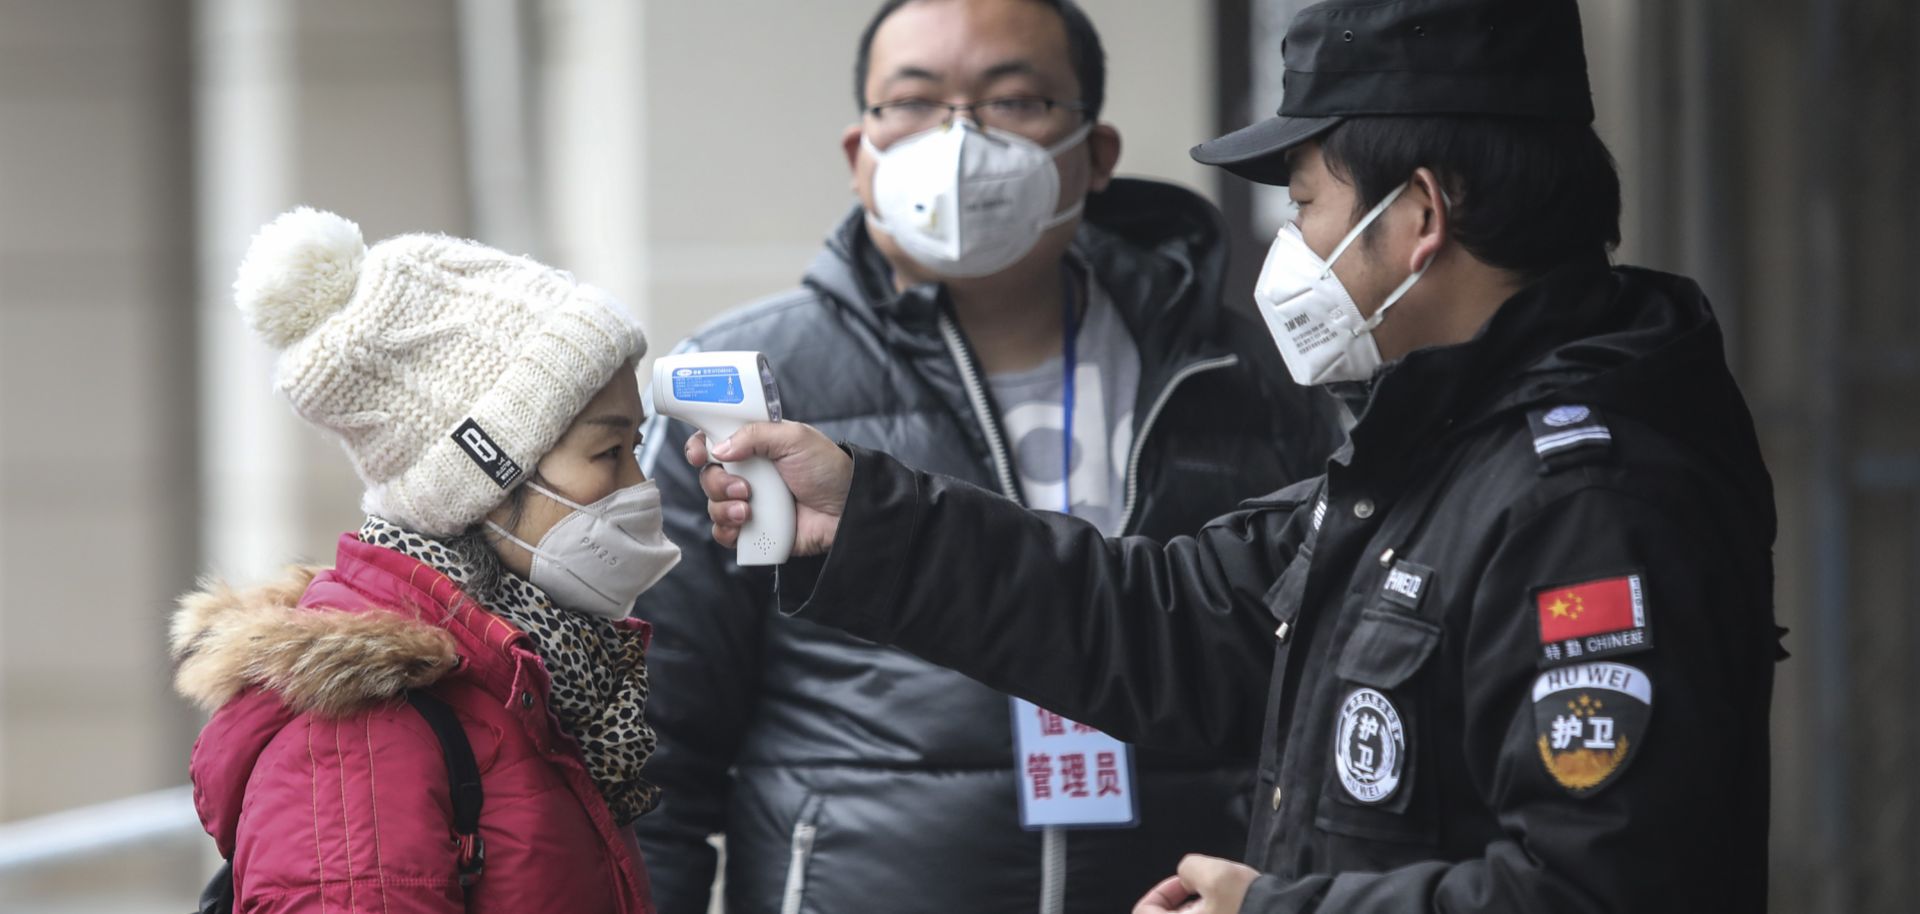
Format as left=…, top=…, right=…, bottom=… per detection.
left=1531, top=661, right=1652, bottom=797
left=1534, top=573, right=1652, bottom=665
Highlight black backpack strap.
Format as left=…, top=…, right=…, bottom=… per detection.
left=405, top=690, right=486, bottom=886
left=198, top=692, right=488, bottom=912
left=194, top=859, right=235, bottom=913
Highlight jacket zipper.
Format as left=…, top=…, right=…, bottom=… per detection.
left=942, top=317, right=1238, bottom=912
left=937, top=313, right=1025, bottom=502
left=1116, top=355, right=1241, bottom=533
left=779, top=820, right=819, bottom=914
left=941, top=309, right=1240, bottom=529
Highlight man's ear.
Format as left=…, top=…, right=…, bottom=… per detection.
left=1087, top=123, right=1122, bottom=193
left=841, top=124, right=864, bottom=193
left=1407, top=166, right=1448, bottom=273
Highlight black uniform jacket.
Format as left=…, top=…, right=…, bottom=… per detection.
left=786, top=254, right=1780, bottom=913
left=633, top=179, right=1340, bottom=914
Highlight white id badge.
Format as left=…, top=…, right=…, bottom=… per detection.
left=1010, top=698, right=1139, bottom=829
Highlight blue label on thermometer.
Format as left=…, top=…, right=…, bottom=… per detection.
left=670, top=366, right=745, bottom=404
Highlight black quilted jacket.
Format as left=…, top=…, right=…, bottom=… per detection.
left=632, top=178, right=1340, bottom=914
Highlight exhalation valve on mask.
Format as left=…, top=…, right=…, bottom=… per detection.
left=865, top=120, right=1092, bottom=278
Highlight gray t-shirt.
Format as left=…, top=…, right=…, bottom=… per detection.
left=987, top=276, right=1141, bottom=536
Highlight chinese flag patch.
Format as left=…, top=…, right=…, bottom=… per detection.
left=1534, top=574, right=1651, bottom=665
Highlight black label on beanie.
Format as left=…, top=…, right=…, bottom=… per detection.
left=453, top=418, right=524, bottom=489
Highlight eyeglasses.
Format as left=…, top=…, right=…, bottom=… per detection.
left=864, top=95, right=1087, bottom=144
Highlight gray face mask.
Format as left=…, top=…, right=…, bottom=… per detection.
left=487, top=480, right=681, bottom=621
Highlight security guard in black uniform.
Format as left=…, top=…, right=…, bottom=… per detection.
left=686, top=0, right=1781, bottom=911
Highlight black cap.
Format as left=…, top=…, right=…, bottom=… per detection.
left=1193, top=0, right=1594, bottom=185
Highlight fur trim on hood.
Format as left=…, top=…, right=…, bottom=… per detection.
left=171, top=565, right=459, bottom=717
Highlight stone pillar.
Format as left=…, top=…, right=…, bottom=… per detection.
left=194, top=0, right=472, bottom=584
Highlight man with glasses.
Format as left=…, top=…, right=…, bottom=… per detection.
left=683, top=0, right=1781, bottom=911
left=633, top=1, right=1335, bottom=912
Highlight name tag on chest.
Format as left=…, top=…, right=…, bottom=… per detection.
left=1010, top=699, right=1139, bottom=829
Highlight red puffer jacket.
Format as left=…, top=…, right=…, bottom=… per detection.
left=173, top=533, right=655, bottom=913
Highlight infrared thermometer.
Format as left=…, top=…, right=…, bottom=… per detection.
left=651, top=351, right=796, bottom=566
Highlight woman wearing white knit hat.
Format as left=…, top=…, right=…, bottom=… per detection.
left=172, top=207, right=673, bottom=913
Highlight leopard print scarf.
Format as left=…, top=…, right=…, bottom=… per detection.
left=360, top=516, right=660, bottom=824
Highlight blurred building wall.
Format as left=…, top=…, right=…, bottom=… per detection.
left=1592, top=2, right=1920, bottom=910
left=0, top=0, right=199, bottom=820
left=0, top=2, right=204, bottom=908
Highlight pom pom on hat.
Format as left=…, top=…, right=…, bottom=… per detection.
left=237, top=207, right=649, bottom=536
left=234, top=207, right=366, bottom=349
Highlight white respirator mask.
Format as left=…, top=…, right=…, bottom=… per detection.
left=487, top=480, right=681, bottom=621
left=1253, top=182, right=1448, bottom=386
left=864, top=119, right=1093, bottom=279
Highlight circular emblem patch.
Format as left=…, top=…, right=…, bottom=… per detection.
left=1334, top=688, right=1406, bottom=804
left=1543, top=405, right=1591, bottom=427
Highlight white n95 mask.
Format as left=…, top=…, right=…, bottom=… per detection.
left=864, top=120, right=1093, bottom=279
left=487, top=480, right=681, bottom=621
left=1253, top=182, right=1445, bottom=386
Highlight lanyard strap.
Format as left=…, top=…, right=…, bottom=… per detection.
left=1059, top=267, right=1080, bottom=517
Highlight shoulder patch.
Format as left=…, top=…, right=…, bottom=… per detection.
left=1534, top=573, right=1653, bottom=665
left=1526, top=404, right=1611, bottom=471
left=1532, top=661, right=1651, bottom=797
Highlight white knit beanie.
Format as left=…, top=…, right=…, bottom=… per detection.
left=233, top=207, right=648, bottom=536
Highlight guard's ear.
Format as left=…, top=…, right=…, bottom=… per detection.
left=1406, top=166, right=1448, bottom=273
